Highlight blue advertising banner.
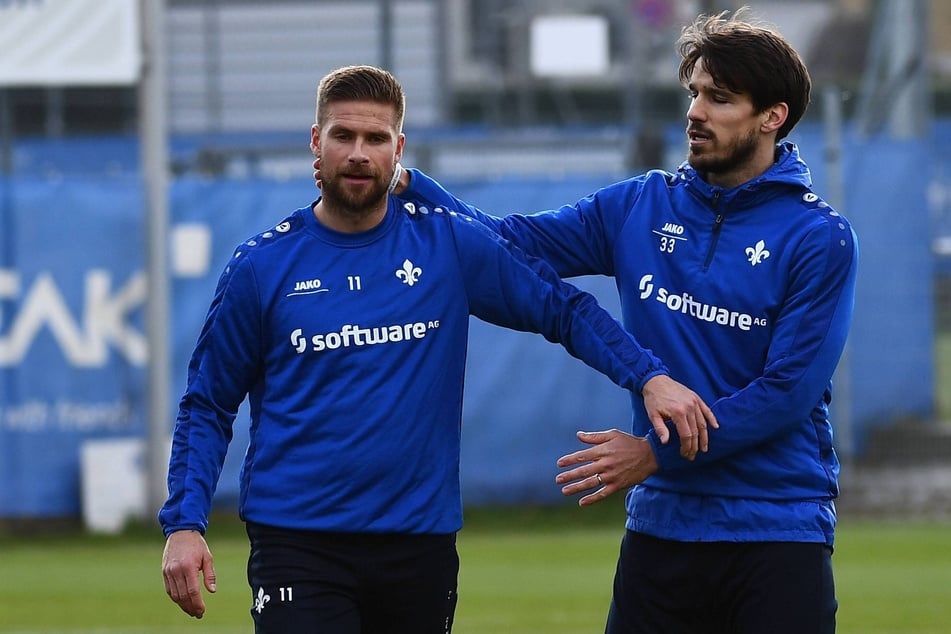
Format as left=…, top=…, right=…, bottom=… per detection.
left=0, top=176, right=146, bottom=517
left=0, top=124, right=939, bottom=518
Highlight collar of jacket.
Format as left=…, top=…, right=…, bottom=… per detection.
left=677, top=141, right=813, bottom=211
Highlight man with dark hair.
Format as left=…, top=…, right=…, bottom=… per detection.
left=159, top=64, right=715, bottom=633
left=381, top=10, right=858, bottom=633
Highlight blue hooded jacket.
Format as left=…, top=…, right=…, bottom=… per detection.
left=404, top=142, right=858, bottom=545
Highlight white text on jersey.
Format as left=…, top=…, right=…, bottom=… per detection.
left=290, top=321, right=440, bottom=353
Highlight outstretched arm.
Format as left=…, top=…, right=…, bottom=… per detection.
left=359, top=162, right=719, bottom=459
left=453, top=213, right=716, bottom=460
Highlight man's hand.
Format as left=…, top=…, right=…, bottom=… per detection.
left=162, top=530, right=217, bottom=619
left=641, top=374, right=717, bottom=460
left=555, top=429, right=658, bottom=506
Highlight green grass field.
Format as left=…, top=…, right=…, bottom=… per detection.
left=1, top=504, right=949, bottom=633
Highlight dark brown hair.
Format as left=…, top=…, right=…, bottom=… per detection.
left=316, top=65, right=405, bottom=131
left=677, top=9, right=811, bottom=140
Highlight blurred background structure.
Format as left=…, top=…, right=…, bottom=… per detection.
left=0, top=0, right=948, bottom=530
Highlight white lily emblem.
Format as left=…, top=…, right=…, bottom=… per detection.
left=254, top=587, right=271, bottom=614
left=745, top=240, right=770, bottom=266
left=396, top=259, right=422, bottom=286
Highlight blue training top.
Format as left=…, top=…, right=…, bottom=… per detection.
left=159, top=197, right=668, bottom=537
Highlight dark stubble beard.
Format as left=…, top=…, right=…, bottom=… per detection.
left=687, top=126, right=759, bottom=179
left=319, top=167, right=391, bottom=223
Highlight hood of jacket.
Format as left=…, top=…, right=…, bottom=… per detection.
left=676, top=141, right=813, bottom=211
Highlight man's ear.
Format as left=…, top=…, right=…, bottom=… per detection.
left=761, top=103, right=789, bottom=135
left=310, top=124, right=320, bottom=157
left=395, top=132, right=406, bottom=163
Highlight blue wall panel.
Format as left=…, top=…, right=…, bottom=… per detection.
left=0, top=176, right=146, bottom=516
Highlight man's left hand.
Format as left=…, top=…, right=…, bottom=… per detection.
left=555, top=429, right=658, bottom=506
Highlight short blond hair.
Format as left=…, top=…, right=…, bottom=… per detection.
left=316, top=65, right=405, bottom=131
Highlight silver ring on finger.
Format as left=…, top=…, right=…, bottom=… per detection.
left=595, top=473, right=604, bottom=486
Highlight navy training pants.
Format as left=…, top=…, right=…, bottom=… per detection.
left=606, top=530, right=837, bottom=634
left=246, top=522, right=458, bottom=634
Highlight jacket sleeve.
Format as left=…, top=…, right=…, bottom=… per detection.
left=447, top=212, right=667, bottom=395
left=649, top=220, right=859, bottom=470
left=158, top=252, right=263, bottom=535
left=404, top=168, right=632, bottom=278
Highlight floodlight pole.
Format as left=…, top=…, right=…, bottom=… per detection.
left=139, top=0, right=172, bottom=518
left=380, top=0, right=393, bottom=72
left=0, top=90, right=10, bottom=175
left=823, top=86, right=853, bottom=467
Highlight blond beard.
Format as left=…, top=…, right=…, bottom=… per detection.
left=319, top=168, right=391, bottom=222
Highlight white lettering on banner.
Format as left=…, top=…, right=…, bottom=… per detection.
left=2, top=400, right=50, bottom=431
left=0, top=399, right=133, bottom=433
left=0, top=269, right=147, bottom=367
left=55, top=399, right=134, bottom=431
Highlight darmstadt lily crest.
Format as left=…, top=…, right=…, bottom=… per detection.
left=396, top=259, right=422, bottom=286
left=745, top=240, right=770, bottom=266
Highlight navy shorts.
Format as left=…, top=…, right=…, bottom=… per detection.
left=246, top=522, right=458, bottom=634
left=606, top=530, right=837, bottom=634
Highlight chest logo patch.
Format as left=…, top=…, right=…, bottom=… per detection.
left=396, top=259, right=422, bottom=286
left=287, top=278, right=329, bottom=297
left=745, top=240, right=771, bottom=266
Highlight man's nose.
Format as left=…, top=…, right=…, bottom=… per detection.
left=348, top=139, right=371, bottom=162
left=686, top=98, right=705, bottom=122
